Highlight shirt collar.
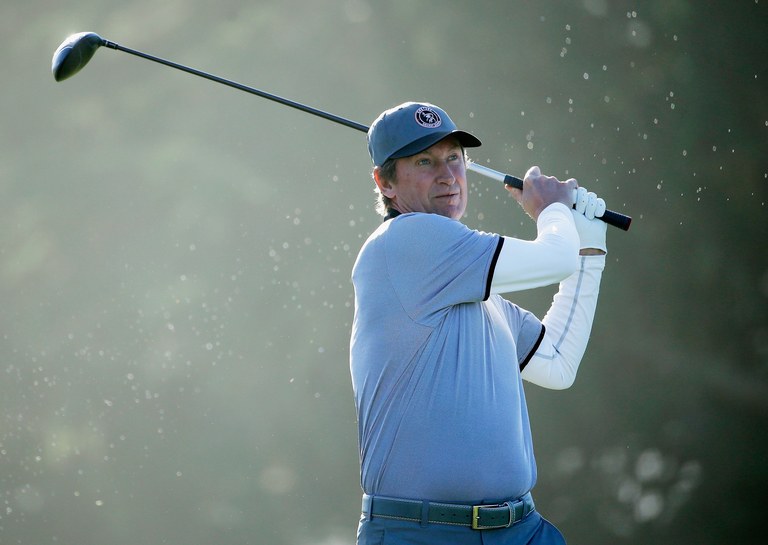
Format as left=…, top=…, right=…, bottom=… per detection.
left=383, top=208, right=402, bottom=222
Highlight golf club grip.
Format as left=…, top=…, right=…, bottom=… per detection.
left=503, top=174, right=631, bottom=231
left=460, top=160, right=626, bottom=232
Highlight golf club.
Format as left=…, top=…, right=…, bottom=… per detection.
left=52, top=31, right=632, bottom=231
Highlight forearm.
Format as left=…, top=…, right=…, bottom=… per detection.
left=490, top=203, right=580, bottom=294
left=521, top=254, right=605, bottom=389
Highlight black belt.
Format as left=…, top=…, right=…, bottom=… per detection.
left=362, top=492, right=535, bottom=530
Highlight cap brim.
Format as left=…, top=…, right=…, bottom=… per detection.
left=389, top=130, right=482, bottom=161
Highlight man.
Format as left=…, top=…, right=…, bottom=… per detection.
left=350, top=102, right=607, bottom=544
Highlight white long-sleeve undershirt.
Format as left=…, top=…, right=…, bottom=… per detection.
left=490, top=203, right=580, bottom=295
left=488, top=202, right=605, bottom=390
left=521, top=254, right=605, bottom=389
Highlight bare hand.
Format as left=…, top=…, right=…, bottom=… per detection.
left=505, top=166, right=576, bottom=220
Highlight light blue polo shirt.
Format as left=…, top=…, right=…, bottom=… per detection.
left=350, top=213, right=544, bottom=503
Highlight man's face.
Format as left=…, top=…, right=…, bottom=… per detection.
left=382, top=138, right=468, bottom=220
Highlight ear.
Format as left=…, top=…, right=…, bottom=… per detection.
left=373, top=167, right=396, bottom=199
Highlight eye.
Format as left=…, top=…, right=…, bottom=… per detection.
left=447, top=153, right=461, bottom=162
left=416, top=157, right=431, bottom=166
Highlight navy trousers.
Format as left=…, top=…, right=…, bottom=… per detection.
left=357, top=510, right=566, bottom=545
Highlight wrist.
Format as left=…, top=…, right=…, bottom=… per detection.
left=579, top=248, right=606, bottom=256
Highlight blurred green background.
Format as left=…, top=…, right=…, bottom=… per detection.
left=2, top=1, right=766, bottom=543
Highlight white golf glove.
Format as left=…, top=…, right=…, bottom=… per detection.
left=571, top=186, right=607, bottom=252
left=573, top=186, right=606, bottom=219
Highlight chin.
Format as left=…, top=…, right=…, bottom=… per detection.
left=432, top=201, right=465, bottom=220
left=440, top=208, right=465, bottom=220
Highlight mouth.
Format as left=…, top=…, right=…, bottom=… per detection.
left=435, top=191, right=459, bottom=199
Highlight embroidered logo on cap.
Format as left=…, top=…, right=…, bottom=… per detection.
left=414, top=106, right=442, bottom=129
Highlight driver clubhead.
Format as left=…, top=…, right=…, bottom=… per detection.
left=52, top=32, right=105, bottom=82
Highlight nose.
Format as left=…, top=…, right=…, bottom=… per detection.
left=436, top=160, right=456, bottom=184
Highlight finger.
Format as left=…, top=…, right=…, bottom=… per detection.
left=524, top=165, right=541, bottom=180
left=585, top=192, right=598, bottom=219
left=575, top=187, right=588, bottom=214
left=595, top=198, right=606, bottom=218
left=505, top=185, right=523, bottom=203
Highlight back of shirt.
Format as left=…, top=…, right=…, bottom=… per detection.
left=350, top=213, right=544, bottom=503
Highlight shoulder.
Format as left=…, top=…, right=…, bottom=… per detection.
left=387, top=213, right=478, bottom=238
left=355, top=213, right=498, bottom=268
left=382, top=214, right=502, bottom=261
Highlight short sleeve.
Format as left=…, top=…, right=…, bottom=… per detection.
left=490, top=295, right=545, bottom=368
left=384, top=214, right=501, bottom=325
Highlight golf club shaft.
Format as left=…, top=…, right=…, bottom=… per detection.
left=103, top=39, right=369, bottom=133
left=100, top=38, right=630, bottom=230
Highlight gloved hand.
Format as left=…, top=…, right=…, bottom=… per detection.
left=573, top=187, right=606, bottom=219
left=571, top=187, right=608, bottom=253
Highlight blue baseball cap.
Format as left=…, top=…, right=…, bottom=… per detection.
left=367, top=102, right=482, bottom=167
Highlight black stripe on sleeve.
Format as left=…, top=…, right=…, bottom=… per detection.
left=484, top=236, right=505, bottom=301
left=520, top=325, right=546, bottom=371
